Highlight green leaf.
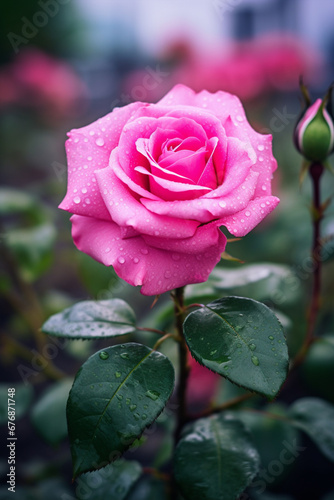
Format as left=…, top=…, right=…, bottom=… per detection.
left=41, top=299, right=136, bottom=339
left=31, top=378, right=73, bottom=445
left=67, top=343, right=175, bottom=477
left=302, top=336, right=334, bottom=403
left=0, top=383, right=33, bottom=424
left=183, top=297, right=289, bottom=399
left=235, top=403, right=299, bottom=481
left=174, top=414, right=260, bottom=500
left=76, top=460, right=142, bottom=500
left=211, top=264, right=296, bottom=303
left=289, top=398, right=334, bottom=462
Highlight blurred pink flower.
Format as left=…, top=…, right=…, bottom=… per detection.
left=123, top=33, right=322, bottom=103
left=0, top=48, right=86, bottom=120
left=187, top=353, right=220, bottom=408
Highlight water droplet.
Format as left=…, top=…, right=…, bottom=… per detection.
left=145, top=390, right=160, bottom=401
left=120, top=353, right=129, bottom=360
left=118, top=257, right=125, bottom=264
left=99, top=351, right=109, bottom=360
left=133, top=257, right=139, bottom=264
left=115, top=371, right=121, bottom=378
left=73, top=196, right=81, bottom=204
left=116, top=394, right=123, bottom=401
left=87, top=156, right=93, bottom=161
left=219, top=200, right=227, bottom=208
left=85, top=198, right=91, bottom=204
left=236, top=115, right=243, bottom=122
left=141, top=248, right=149, bottom=255
left=126, top=398, right=130, bottom=405
left=262, top=185, right=267, bottom=191
left=268, top=335, right=274, bottom=340
left=251, top=356, right=259, bottom=366
left=245, top=211, right=251, bottom=217
left=105, top=247, right=111, bottom=253
left=134, top=413, right=140, bottom=421
left=259, top=156, right=264, bottom=162
left=249, top=343, right=256, bottom=351
left=164, top=270, right=171, bottom=279
left=90, top=385, right=94, bottom=390
left=271, top=347, right=276, bottom=351
left=89, top=130, right=95, bottom=136
left=95, top=137, right=105, bottom=147
left=210, top=349, right=217, bottom=356
left=81, top=187, right=87, bottom=194
left=142, top=414, right=147, bottom=420
left=258, top=144, right=264, bottom=151
left=129, top=404, right=137, bottom=411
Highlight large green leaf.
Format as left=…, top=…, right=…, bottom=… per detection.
left=41, top=299, right=136, bottom=339
left=0, top=383, right=33, bottom=424
left=76, top=460, right=142, bottom=500
left=174, top=414, right=260, bottom=500
left=67, top=343, right=175, bottom=477
left=289, top=398, right=334, bottom=462
left=183, top=297, right=288, bottom=399
left=31, top=378, right=73, bottom=445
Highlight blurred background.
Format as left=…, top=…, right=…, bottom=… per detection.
left=1, top=0, right=334, bottom=499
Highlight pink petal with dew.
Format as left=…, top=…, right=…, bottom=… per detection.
left=141, top=169, right=259, bottom=222
left=142, top=221, right=226, bottom=254
left=223, top=116, right=277, bottom=196
left=59, top=102, right=144, bottom=219
left=70, top=215, right=226, bottom=296
left=219, top=196, right=280, bottom=237
left=96, top=167, right=198, bottom=239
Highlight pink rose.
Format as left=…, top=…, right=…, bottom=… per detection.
left=60, top=85, right=279, bottom=295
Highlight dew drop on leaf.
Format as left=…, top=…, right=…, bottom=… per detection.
left=251, top=356, right=259, bottom=366
left=145, top=390, right=160, bottom=401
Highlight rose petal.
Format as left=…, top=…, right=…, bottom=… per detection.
left=59, top=102, right=144, bottom=219
left=142, top=221, right=226, bottom=254
left=70, top=214, right=226, bottom=296
left=141, top=169, right=259, bottom=222
left=219, top=196, right=280, bottom=237
left=96, top=167, right=199, bottom=238
left=134, top=165, right=212, bottom=201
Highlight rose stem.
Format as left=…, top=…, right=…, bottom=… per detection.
left=172, top=286, right=190, bottom=441
left=293, top=162, right=324, bottom=367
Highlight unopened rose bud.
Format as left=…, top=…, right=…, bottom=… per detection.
left=294, top=83, right=334, bottom=162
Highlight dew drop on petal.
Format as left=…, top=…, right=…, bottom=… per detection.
left=258, top=145, right=264, bottom=151
left=236, top=115, right=243, bottom=122
left=89, top=130, right=95, bottom=136
left=141, top=248, right=149, bottom=255
left=262, top=185, right=267, bottom=191
left=87, top=156, right=93, bottom=161
left=96, top=137, right=105, bottom=147
left=85, top=198, right=91, bottom=204
left=81, top=187, right=87, bottom=193
left=133, top=257, right=139, bottom=264
left=219, top=200, right=227, bottom=208
left=245, top=211, right=251, bottom=217
left=259, top=156, right=264, bottom=162
left=118, top=257, right=125, bottom=264
left=73, top=196, right=81, bottom=204
left=105, top=247, right=111, bottom=253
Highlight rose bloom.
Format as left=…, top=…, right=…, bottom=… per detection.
left=60, top=85, right=279, bottom=295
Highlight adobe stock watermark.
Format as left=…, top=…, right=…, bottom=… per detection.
left=111, top=65, right=170, bottom=109
left=7, top=0, right=71, bottom=54
left=240, top=438, right=306, bottom=499
left=260, top=106, right=298, bottom=135
left=212, top=0, right=243, bottom=20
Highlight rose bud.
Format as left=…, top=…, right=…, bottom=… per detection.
left=294, top=83, right=334, bottom=162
